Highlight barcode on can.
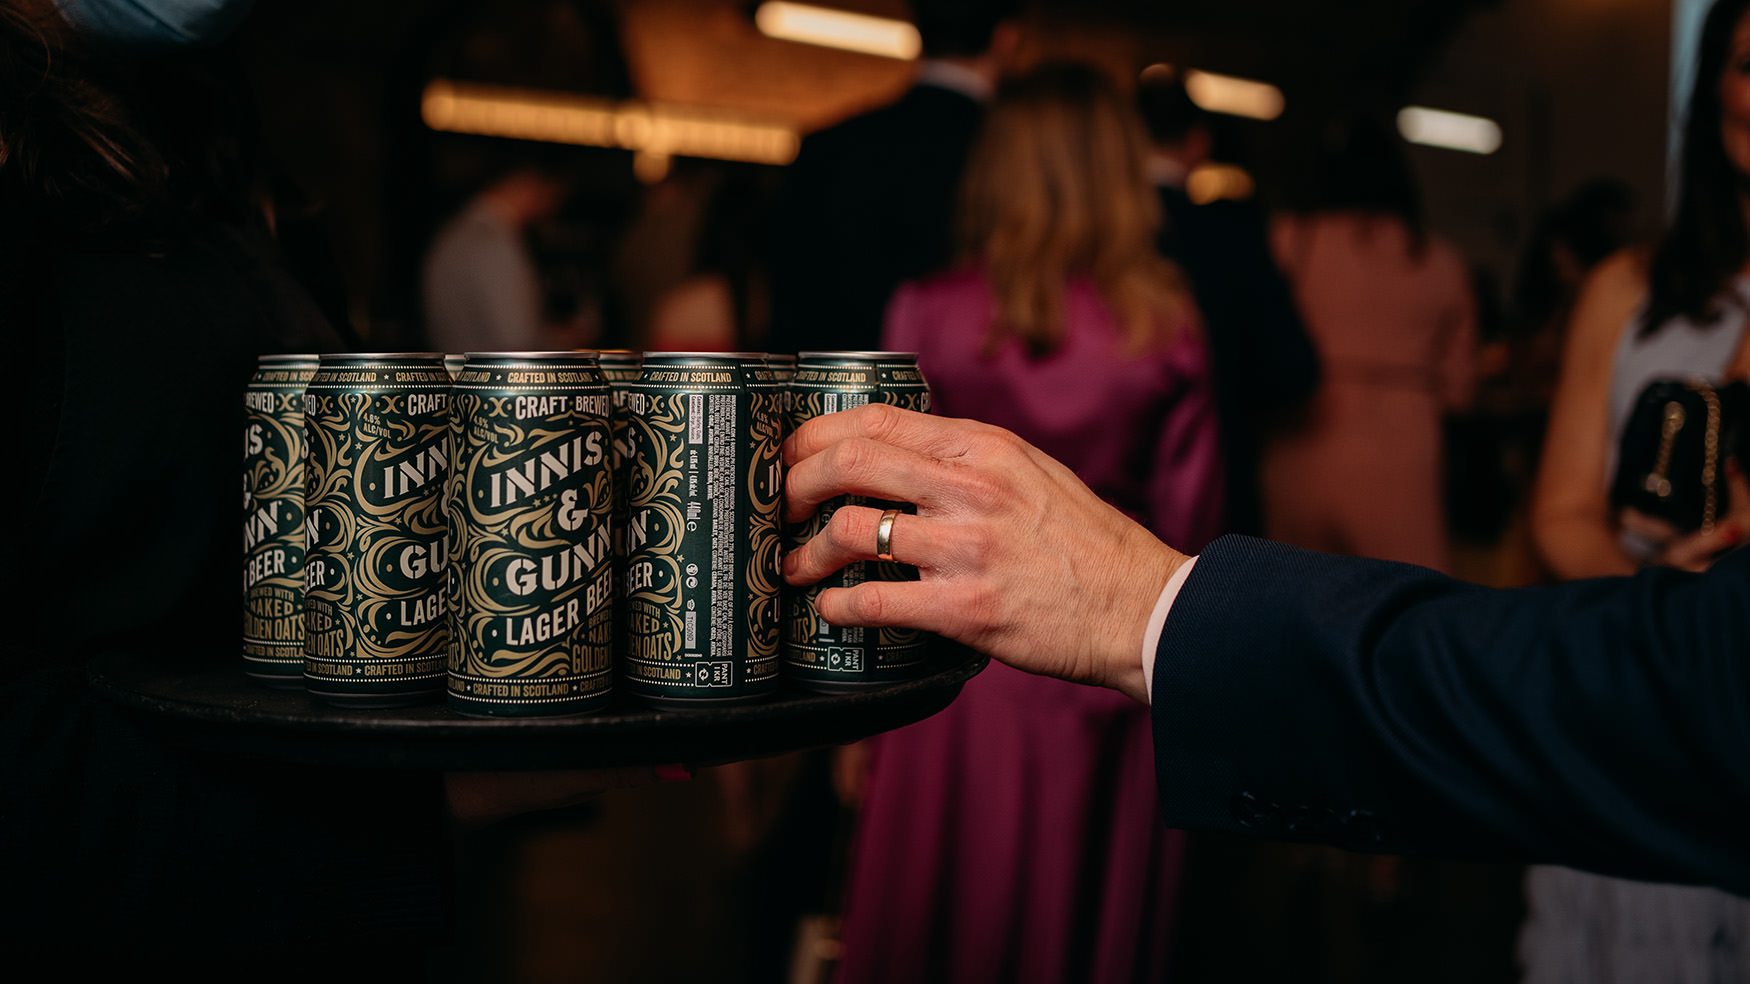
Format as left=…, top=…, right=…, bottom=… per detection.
left=689, top=394, right=704, bottom=443
left=823, top=393, right=871, bottom=415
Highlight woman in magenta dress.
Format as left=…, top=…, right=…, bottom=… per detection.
left=829, top=62, right=1226, bottom=984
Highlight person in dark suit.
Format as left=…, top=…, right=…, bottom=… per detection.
left=778, top=403, right=1750, bottom=898
left=1137, top=73, right=1319, bottom=537
left=764, top=0, right=1020, bottom=355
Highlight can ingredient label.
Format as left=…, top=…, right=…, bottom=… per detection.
left=624, top=361, right=781, bottom=702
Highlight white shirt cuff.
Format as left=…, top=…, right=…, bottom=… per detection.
left=1140, top=556, right=1198, bottom=704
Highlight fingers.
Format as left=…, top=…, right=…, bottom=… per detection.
left=810, top=578, right=969, bottom=640
left=783, top=436, right=949, bottom=522
left=785, top=504, right=936, bottom=585
left=1652, top=520, right=1745, bottom=571
left=783, top=402, right=984, bottom=468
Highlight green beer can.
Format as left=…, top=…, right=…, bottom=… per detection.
left=784, top=351, right=932, bottom=692
left=766, top=352, right=796, bottom=436
left=446, top=352, right=614, bottom=717
left=598, top=349, right=643, bottom=562
left=302, top=353, right=451, bottom=707
left=598, top=349, right=643, bottom=668
left=242, top=353, right=318, bottom=689
left=623, top=352, right=782, bottom=707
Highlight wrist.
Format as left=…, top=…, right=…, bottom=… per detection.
left=1101, top=536, right=1188, bottom=704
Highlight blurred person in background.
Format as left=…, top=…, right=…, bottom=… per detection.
left=1136, top=70, right=1319, bottom=540
left=1263, top=114, right=1478, bottom=575
left=646, top=163, right=775, bottom=352
left=828, top=61, right=1225, bottom=984
left=765, top=0, right=1020, bottom=355
left=421, top=150, right=596, bottom=354
left=1449, top=178, right=1639, bottom=589
left=1246, top=112, right=1479, bottom=981
left=1522, top=0, right=1750, bottom=978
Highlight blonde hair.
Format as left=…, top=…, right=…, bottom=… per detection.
left=956, top=61, right=1186, bottom=356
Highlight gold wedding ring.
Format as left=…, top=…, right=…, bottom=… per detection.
left=875, top=508, right=900, bottom=562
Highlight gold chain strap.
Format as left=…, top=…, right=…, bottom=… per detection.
left=1639, top=380, right=1722, bottom=532
left=1690, top=381, right=1722, bottom=533
left=1643, top=401, right=1686, bottom=499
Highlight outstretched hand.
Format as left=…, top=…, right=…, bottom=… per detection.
left=781, top=404, right=1187, bottom=704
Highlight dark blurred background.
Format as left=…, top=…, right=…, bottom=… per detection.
left=238, top=0, right=1674, bottom=350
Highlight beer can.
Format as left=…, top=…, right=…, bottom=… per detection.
left=242, top=353, right=318, bottom=689
left=302, top=353, right=451, bottom=707
left=597, top=349, right=643, bottom=665
left=765, top=353, right=796, bottom=435
left=623, top=352, right=782, bottom=707
left=446, top=352, right=615, bottom=717
left=783, top=351, right=932, bottom=692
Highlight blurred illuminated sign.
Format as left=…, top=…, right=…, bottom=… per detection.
left=420, top=79, right=801, bottom=166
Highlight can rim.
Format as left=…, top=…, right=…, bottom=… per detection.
left=318, top=352, right=445, bottom=360
left=639, top=351, right=768, bottom=360
left=460, top=350, right=602, bottom=360
left=797, top=351, right=919, bottom=360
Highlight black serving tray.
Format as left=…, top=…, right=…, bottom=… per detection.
left=85, top=642, right=987, bottom=771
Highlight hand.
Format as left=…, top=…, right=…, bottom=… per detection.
left=1620, top=459, right=1750, bottom=572
left=781, top=404, right=1187, bottom=704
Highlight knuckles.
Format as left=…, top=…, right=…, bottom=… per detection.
left=823, top=438, right=885, bottom=490
left=854, top=401, right=907, bottom=441
left=823, top=505, right=869, bottom=552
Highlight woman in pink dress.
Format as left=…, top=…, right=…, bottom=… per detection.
left=828, top=61, right=1225, bottom=984
left=1264, top=118, right=1478, bottom=575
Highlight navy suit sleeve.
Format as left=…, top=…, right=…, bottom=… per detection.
left=1151, top=535, right=1750, bottom=895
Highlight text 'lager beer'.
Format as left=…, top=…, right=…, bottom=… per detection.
left=242, top=353, right=318, bottom=688
left=302, top=353, right=451, bottom=707
left=446, top=352, right=614, bottom=717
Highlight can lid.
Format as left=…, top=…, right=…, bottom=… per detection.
left=257, top=352, right=321, bottom=363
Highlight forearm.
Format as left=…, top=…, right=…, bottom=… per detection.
left=1531, top=512, right=1638, bottom=580
left=1150, top=536, right=1750, bottom=894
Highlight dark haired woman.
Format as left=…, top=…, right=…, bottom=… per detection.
left=1261, top=114, right=1479, bottom=574
left=1521, top=1, right=1750, bottom=979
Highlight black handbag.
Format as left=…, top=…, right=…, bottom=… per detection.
left=1609, top=377, right=1749, bottom=532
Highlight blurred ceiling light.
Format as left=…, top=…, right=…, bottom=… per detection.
left=1139, top=62, right=1176, bottom=83
left=421, top=79, right=800, bottom=166
left=1183, top=70, right=1284, bottom=121
left=1396, top=106, right=1502, bottom=154
left=1186, top=163, right=1255, bottom=204
left=754, top=2, right=921, bottom=60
